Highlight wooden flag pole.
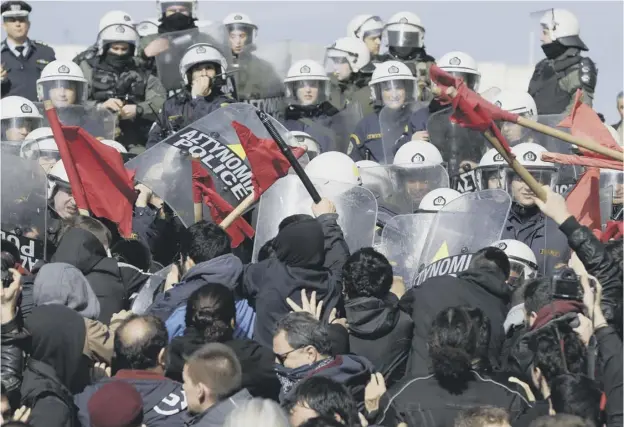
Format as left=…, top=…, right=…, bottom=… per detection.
left=219, top=192, right=256, bottom=231
left=191, top=154, right=203, bottom=224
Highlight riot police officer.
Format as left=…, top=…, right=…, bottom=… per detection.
left=1, top=95, right=42, bottom=150
left=77, top=17, right=166, bottom=150
left=20, top=127, right=60, bottom=173
left=325, top=36, right=374, bottom=114
left=72, top=10, right=135, bottom=65
left=346, top=14, right=384, bottom=62
left=0, top=0, right=55, bottom=101
left=281, top=59, right=339, bottom=152
left=491, top=90, right=538, bottom=143
left=146, top=42, right=234, bottom=148
left=528, top=8, right=597, bottom=115
left=500, top=142, right=570, bottom=273
left=349, top=60, right=416, bottom=163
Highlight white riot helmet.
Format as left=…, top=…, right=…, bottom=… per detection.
left=98, top=10, right=134, bottom=32
left=347, top=14, right=383, bottom=41
left=290, top=131, right=320, bottom=160
left=492, top=90, right=538, bottom=120
left=505, top=142, right=559, bottom=195
left=325, top=37, right=371, bottom=80
left=357, top=160, right=393, bottom=200
left=97, top=23, right=140, bottom=56
left=223, top=13, right=257, bottom=52
left=157, top=0, right=197, bottom=20
left=418, top=188, right=461, bottom=212
left=47, top=159, right=71, bottom=198
left=1, top=96, right=44, bottom=142
left=382, top=12, right=425, bottom=59
left=37, top=60, right=88, bottom=106
left=490, top=239, right=538, bottom=285
left=20, top=128, right=60, bottom=172
left=136, top=18, right=159, bottom=37
left=369, top=60, right=416, bottom=108
left=305, top=151, right=362, bottom=186
left=100, top=139, right=128, bottom=153
left=179, top=43, right=228, bottom=86
left=539, top=8, right=587, bottom=51
left=393, top=140, right=443, bottom=166
left=476, top=148, right=507, bottom=190
left=438, top=51, right=481, bottom=92
left=284, top=60, right=330, bottom=106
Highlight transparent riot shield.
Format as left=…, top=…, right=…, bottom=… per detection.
left=379, top=213, right=437, bottom=288
left=328, top=102, right=364, bottom=153
left=252, top=175, right=378, bottom=262
left=131, top=264, right=172, bottom=314
left=287, top=41, right=327, bottom=65
left=414, top=189, right=512, bottom=286
left=600, top=170, right=623, bottom=221
left=600, top=186, right=614, bottom=228
left=379, top=101, right=425, bottom=165
left=35, top=103, right=117, bottom=140
left=359, top=163, right=449, bottom=213
left=233, top=42, right=289, bottom=119
left=427, top=108, right=490, bottom=189
left=127, top=103, right=309, bottom=225
left=154, top=24, right=231, bottom=92
left=1, top=153, right=48, bottom=270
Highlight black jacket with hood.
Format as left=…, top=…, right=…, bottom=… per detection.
left=401, top=268, right=510, bottom=375
left=240, top=214, right=350, bottom=348
left=345, top=294, right=413, bottom=387
left=20, top=305, right=85, bottom=427
left=50, top=228, right=126, bottom=323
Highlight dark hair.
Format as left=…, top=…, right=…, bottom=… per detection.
left=62, top=215, right=112, bottom=249
left=470, top=247, right=511, bottom=280
left=258, top=238, right=276, bottom=262
left=298, top=417, right=345, bottom=427
left=278, top=214, right=314, bottom=231
left=523, top=277, right=554, bottom=316
left=0, top=241, right=19, bottom=267
left=550, top=374, right=602, bottom=427
left=180, top=220, right=231, bottom=264
left=530, top=323, right=588, bottom=385
left=113, top=315, right=168, bottom=372
left=465, top=307, right=491, bottom=371
left=454, top=406, right=510, bottom=427
left=605, top=238, right=623, bottom=271
left=112, top=238, right=152, bottom=272
left=274, top=312, right=332, bottom=356
left=284, top=377, right=358, bottom=426
left=342, top=247, right=393, bottom=299
left=529, top=414, right=596, bottom=427
left=428, top=306, right=479, bottom=392
left=185, top=343, right=242, bottom=400
left=185, top=284, right=235, bottom=343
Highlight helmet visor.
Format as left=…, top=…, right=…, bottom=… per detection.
left=385, top=26, right=423, bottom=49
left=286, top=80, right=329, bottom=106
left=477, top=167, right=504, bottom=190
left=324, top=53, right=352, bottom=81
left=160, top=1, right=193, bottom=16
left=447, top=71, right=480, bottom=92
left=505, top=169, right=558, bottom=196
left=371, top=79, right=415, bottom=108
left=228, top=24, right=255, bottom=53
left=38, top=80, right=87, bottom=107
left=1, top=117, right=42, bottom=141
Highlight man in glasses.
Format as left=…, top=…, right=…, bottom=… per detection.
left=0, top=0, right=55, bottom=101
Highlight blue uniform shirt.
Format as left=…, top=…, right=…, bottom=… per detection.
left=1, top=38, right=55, bottom=101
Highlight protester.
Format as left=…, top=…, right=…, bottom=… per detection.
left=87, top=381, right=144, bottom=427
left=223, top=398, right=290, bottom=427
left=454, top=406, right=512, bottom=427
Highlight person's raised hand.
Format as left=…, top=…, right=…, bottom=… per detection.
left=532, top=185, right=571, bottom=225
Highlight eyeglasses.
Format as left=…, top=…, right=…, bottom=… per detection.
left=275, top=347, right=302, bottom=365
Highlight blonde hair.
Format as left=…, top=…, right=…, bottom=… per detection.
left=223, top=398, right=290, bottom=427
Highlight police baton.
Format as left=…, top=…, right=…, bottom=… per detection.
left=255, top=109, right=322, bottom=204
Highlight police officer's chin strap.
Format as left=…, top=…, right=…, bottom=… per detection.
left=511, top=201, right=541, bottom=221
left=389, top=46, right=429, bottom=62
left=541, top=40, right=571, bottom=60
left=285, top=102, right=338, bottom=120
left=158, top=13, right=196, bottom=33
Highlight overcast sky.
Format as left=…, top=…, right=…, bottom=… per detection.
left=7, top=1, right=624, bottom=122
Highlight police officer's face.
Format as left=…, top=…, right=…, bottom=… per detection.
left=614, top=183, right=623, bottom=204
left=502, top=122, right=523, bottom=142
left=191, top=64, right=216, bottom=81
left=5, top=125, right=29, bottom=141
left=511, top=176, right=536, bottom=207
left=488, top=176, right=502, bottom=189
left=334, top=60, right=352, bottom=81
left=364, top=34, right=381, bottom=55
left=540, top=28, right=553, bottom=45
left=382, top=87, right=406, bottom=109
left=49, top=86, right=77, bottom=107
left=53, top=188, right=77, bottom=219
left=229, top=30, right=248, bottom=54
left=108, top=42, right=131, bottom=56
left=2, top=16, right=29, bottom=39
left=39, top=156, right=58, bottom=174
left=165, top=5, right=190, bottom=16
left=296, top=82, right=319, bottom=106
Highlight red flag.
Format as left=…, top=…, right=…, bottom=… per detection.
left=558, top=90, right=623, bottom=160
left=191, top=160, right=254, bottom=248
left=565, top=168, right=602, bottom=235
left=45, top=104, right=136, bottom=237
left=541, top=152, right=624, bottom=170
left=230, top=121, right=306, bottom=200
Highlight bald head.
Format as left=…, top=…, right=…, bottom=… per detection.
left=113, top=315, right=168, bottom=372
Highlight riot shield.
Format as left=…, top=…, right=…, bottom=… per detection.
left=287, top=41, right=327, bottom=65
left=600, top=186, right=614, bottom=228
left=380, top=101, right=427, bottom=165
left=358, top=163, right=449, bottom=213
left=131, top=264, right=172, bottom=314
left=600, top=170, right=623, bottom=222
left=379, top=213, right=437, bottom=288
left=1, top=153, right=48, bottom=271
left=427, top=108, right=490, bottom=190
left=35, top=103, right=117, bottom=140
left=127, top=103, right=309, bottom=226
left=414, top=189, right=512, bottom=286
left=234, top=42, right=289, bottom=119
left=328, top=101, right=364, bottom=153
left=252, top=175, right=378, bottom=262
left=154, top=24, right=231, bottom=92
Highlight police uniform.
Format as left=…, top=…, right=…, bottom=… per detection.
left=329, top=73, right=374, bottom=116
left=233, top=51, right=283, bottom=102
left=0, top=1, right=55, bottom=101
left=146, top=91, right=233, bottom=148
left=281, top=101, right=339, bottom=153
left=378, top=49, right=436, bottom=104
left=528, top=48, right=597, bottom=115
left=349, top=108, right=411, bottom=163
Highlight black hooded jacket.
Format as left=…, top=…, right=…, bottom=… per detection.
left=345, top=294, right=413, bottom=387
left=50, top=228, right=126, bottom=323
left=240, top=214, right=350, bottom=348
left=20, top=305, right=85, bottom=427
left=400, top=268, right=510, bottom=375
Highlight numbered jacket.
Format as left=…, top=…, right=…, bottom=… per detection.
left=281, top=101, right=339, bottom=153
left=349, top=107, right=411, bottom=163
left=528, top=47, right=597, bottom=115
left=146, top=91, right=233, bottom=149
left=74, top=371, right=187, bottom=427
left=1, top=38, right=56, bottom=101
